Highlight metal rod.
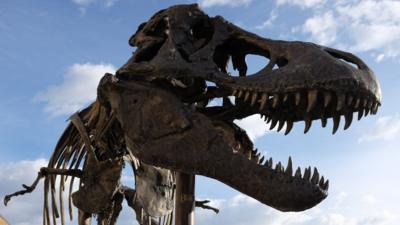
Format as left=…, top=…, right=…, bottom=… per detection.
left=175, top=173, right=195, bottom=225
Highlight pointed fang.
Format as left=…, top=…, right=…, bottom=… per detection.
left=272, top=94, right=280, bottom=108
left=311, top=168, right=319, bottom=185
left=324, top=92, right=332, bottom=107
left=285, top=120, right=293, bottom=135
left=250, top=92, right=258, bottom=106
left=259, top=93, right=268, bottom=110
left=295, top=167, right=302, bottom=178
left=344, top=112, right=353, bottom=130
left=295, top=92, right=301, bottom=106
left=336, top=94, right=345, bottom=111
left=277, top=119, right=285, bottom=132
left=307, top=90, right=318, bottom=112
left=232, top=89, right=238, bottom=96
left=304, top=115, right=312, bottom=134
left=244, top=91, right=251, bottom=102
left=286, top=157, right=293, bottom=176
left=304, top=167, right=311, bottom=180
left=238, top=90, right=243, bottom=98
left=332, top=115, right=340, bottom=134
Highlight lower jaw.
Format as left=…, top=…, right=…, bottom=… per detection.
left=124, top=112, right=326, bottom=212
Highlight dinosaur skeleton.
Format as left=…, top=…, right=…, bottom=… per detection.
left=4, top=4, right=381, bottom=225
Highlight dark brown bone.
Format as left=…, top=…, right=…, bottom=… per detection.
left=4, top=3, right=382, bottom=224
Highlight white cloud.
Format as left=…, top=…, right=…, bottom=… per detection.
left=198, top=0, right=253, bottom=8
left=196, top=193, right=397, bottom=225
left=303, top=11, right=338, bottom=45
left=358, top=114, right=400, bottom=142
left=298, top=0, right=400, bottom=61
left=34, top=63, right=116, bottom=117
left=0, top=159, right=48, bottom=225
left=0, top=158, right=139, bottom=225
left=1, top=157, right=399, bottom=225
left=277, top=0, right=326, bottom=8
left=255, top=10, right=278, bottom=30
left=71, top=0, right=95, bottom=7
left=234, top=115, right=270, bottom=141
left=71, top=0, right=118, bottom=12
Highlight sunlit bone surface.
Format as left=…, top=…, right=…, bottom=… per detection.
left=4, top=3, right=381, bottom=225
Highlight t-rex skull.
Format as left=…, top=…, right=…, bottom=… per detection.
left=98, top=4, right=381, bottom=212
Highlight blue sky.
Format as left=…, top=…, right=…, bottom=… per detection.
left=1, top=0, right=400, bottom=224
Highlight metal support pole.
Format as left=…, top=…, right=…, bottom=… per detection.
left=175, top=172, right=195, bottom=225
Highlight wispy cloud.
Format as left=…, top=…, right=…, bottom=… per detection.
left=34, top=63, right=116, bottom=117
left=198, top=0, right=253, bottom=8
left=196, top=193, right=396, bottom=225
left=358, top=114, right=400, bottom=142
left=276, top=0, right=326, bottom=8
left=71, top=0, right=118, bottom=14
left=302, top=11, right=338, bottom=45
left=255, top=10, right=278, bottom=30
left=296, top=0, right=400, bottom=61
left=0, top=159, right=47, bottom=225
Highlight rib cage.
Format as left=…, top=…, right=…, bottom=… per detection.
left=42, top=100, right=175, bottom=225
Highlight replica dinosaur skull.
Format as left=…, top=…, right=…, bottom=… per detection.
left=98, top=4, right=381, bottom=212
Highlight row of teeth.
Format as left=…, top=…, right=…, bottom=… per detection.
left=244, top=150, right=328, bottom=191
left=231, top=89, right=380, bottom=134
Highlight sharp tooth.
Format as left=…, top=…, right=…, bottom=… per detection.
left=232, top=89, right=238, bottom=96
left=259, top=93, right=268, bottom=110
left=250, top=92, right=258, bottom=106
left=238, top=90, right=244, bottom=98
left=295, top=92, right=301, bottom=106
left=264, top=116, right=269, bottom=122
left=254, top=152, right=260, bottom=163
left=247, top=150, right=252, bottom=160
left=321, top=114, right=327, bottom=128
left=275, top=162, right=283, bottom=173
left=272, top=94, right=280, bottom=108
left=362, top=98, right=368, bottom=107
left=285, top=157, right=293, bottom=176
left=283, top=94, right=289, bottom=103
left=311, top=168, right=319, bottom=184
left=295, top=167, right=302, bottom=178
left=304, top=115, right=312, bottom=134
left=284, top=120, right=293, bottom=135
left=324, top=92, right=332, bottom=107
left=336, top=94, right=345, bottom=111
left=267, top=158, right=273, bottom=168
left=270, top=117, right=278, bottom=130
left=170, top=78, right=187, bottom=88
left=303, top=167, right=311, bottom=180
left=307, top=90, right=318, bottom=112
left=371, top=101, right=378, bottom=114
left=347, top=95, right=354, bottom=106
left=332, top=115, right=341, bottom=134
left=354, top=97, right=360, bottom=109
left=344, top=112, right=353, bottom=130
left=244, top=91, right=251, bottom=102
left=357, top=109, right=364, bottom=120
left=319, top=176, right=325, bottom=187
left=323, top=179, right=329, bottom=190
left=364, top=108, right=370, bottom=116
left=260, top=114, right=264, bottom=119
left=259, top=156, right=265, bottom=165
left=277, top=119, right=285, bottom=132
left=367, top=99, right=373, bottom=109
left=267, top=116, right=272, bottom=123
